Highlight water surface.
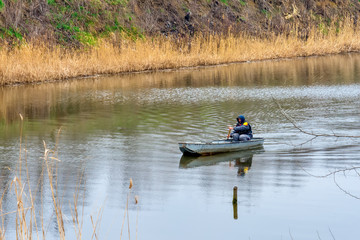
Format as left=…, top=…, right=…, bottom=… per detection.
left=1, top=54, right=360, bottom=239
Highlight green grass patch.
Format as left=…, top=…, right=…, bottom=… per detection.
left=105, top=0, right=128, bottom=6
left=238, top=0, right=246, bottom=6
left=319, top=22, right=329, bottom=35
left=261, top=9, right=270, bottom=18
left=220, top=0, right=228, bottom=5
left=0, top=27, right=23, bottom=40
left=45, top=0, right=142, bottom=45
left=47, top=0, right=56, bottom=6
left=74, top=31, right=97, bottom=46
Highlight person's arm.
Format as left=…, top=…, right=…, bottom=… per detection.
left=233, top=125, right=250, bottom=134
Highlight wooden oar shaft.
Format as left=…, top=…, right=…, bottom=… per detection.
left=227, top=127, right=233, bottom=139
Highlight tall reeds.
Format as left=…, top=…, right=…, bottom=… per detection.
left=0, top=116, right=81, bottom=239
left=1, top=19, right=360, bottom=86
left=0, top=115, right=140, bottom=239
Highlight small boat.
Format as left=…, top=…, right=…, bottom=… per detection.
left=178, top=137, right=264, bottom=156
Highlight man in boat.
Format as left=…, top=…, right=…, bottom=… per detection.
left=229, top=115, right=253, bottom=141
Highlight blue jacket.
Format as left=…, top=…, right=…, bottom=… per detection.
left=233, top=115, right=253, bottom=138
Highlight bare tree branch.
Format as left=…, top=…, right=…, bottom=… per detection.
left=289, top=228, right=294, bottom=240
left=273, top=98, right=360, bottom=138
left=317, top=230, right=322, bottom=240
left=354, top=168, right=360, bottom=178
left=273, top=98, right=360, bottom=199
left=333, top=173, right=360, bottom=200
left=296, top=161, right=360, bottom=199
left=328, top=228, right=336, bottom=240
left=297, top=164, right=360, bottom=178
left=298, top=135, right=318, bottom=147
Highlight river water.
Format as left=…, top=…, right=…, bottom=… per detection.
left=1, top=54, right=360, bottom=239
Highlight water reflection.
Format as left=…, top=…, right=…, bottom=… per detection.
left=1, top=53, right=360, bottom=124
left=0, top=54, right=360, bottom=239
left=179, top=149, right=264, bottom=176
left=180, top=149, right=264, bottom=221
left=234, top=154, right=253, bottom=177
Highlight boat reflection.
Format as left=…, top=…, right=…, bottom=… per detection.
left=179, top=148, right=264, bottom=176
left=180, top=149, right=264, bottom=220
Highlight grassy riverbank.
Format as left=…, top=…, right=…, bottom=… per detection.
left=1, top=22, right=360, bottom=86
left=2, top=0, right=360, bottom=85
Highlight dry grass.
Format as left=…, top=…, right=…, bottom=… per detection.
left=0, top=116, right=139, bottom=239
left=1, top=21, right=360, bottom=86
left=0, top=117, right=83, bottom=239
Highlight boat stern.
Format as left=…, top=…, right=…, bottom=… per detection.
left=178, top=143, right=201, bottom=156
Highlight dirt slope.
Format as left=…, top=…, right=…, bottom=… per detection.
left=1, top=0, right=360, bottom=46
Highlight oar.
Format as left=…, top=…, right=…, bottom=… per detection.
left=227, top=126, right=233, bottom=139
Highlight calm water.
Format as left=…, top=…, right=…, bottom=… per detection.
left=1, top=54, right=360, bottom=239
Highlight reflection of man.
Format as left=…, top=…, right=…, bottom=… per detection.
left=235, top=155, right=253, bottom=176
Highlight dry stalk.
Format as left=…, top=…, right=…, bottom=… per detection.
left=70, top=169, right=85, bottom=240
left=13, top=112, right=34, bottom=240
left=120, top=193, right=129, bottom=240
left=135, top=196, right=139, bottom=240
left=0, top=116, right=107, bottom=240
left=24, top=128, right=41, bottom=240
left=1, top=19, right=360, bottom=86
left=43, top=140, right=65, bottom=239
left=120, top=178, right=133, bottom=240
left=6, top=112, right=44, bottom=240
left=90, top=205, right=104, bottom=240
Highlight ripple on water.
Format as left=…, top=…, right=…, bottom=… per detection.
left=110, top=84, right=360, bottom=105
left=1, top=57, right=360, bottom=240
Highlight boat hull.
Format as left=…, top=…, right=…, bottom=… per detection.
left=179, top=138, right=264, bottom=156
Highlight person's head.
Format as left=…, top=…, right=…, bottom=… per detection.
left=237, top=115, right=245, bottom=124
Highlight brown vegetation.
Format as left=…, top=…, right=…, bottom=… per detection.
left=0, top=119, right=138, bottom=239
left=1, top=19, right=360, bottom=86
left=0, top=125, right=81, bottom=239
left=1, top=1, right=360, bottom=85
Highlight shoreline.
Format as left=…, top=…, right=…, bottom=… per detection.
left=2, top=29, right=360, bottom=87
left=2, top=1, right=360, bottom=88
left=2, top=51, right=359, bottom=88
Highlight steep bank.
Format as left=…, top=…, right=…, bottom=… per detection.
left=1, top=0, right=360, bottom=46
left=1, top=0, right=360, bottom=86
